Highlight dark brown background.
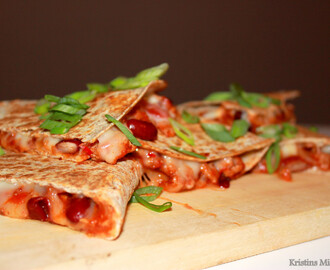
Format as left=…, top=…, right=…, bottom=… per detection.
left=0, top=1, right=329, bottom=124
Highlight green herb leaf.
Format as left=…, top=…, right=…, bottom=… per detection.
left=133, top=192, right=172, bottom=213
left=110, top=63, right=169, bottom=90
left=136, top=63, right=169, bottom=81
left=270, top=98, right=281, bottom=105
left=181, top=110, right=200, bottom=124
left=266, top=142, right=281, bottom=174
left=49, top=125, right=72, bottom=134
left=39, top=93, right=88, bottom=134
left=130, top=186, right=172, bottom=213
left=110, top=78, right=148, bottom=91
left=201, top=123, right=235, bottom=142
left=109, top=77, right=128, bottom=89
left=48, top=112, right=82, bottom=124
left=228, top=83, right=283, bottom=109
left=170, top=146, right=207, bottom=160
left=230, top=83, right=252, bottom=108
left=66, top=90, right=96, bottom=104
left=44, top=94, right=61, bottom=103
left=259, top=133, right=282, bottom=142
left=40, top=119, right=74, bottom=135
left=244, top=93, right=270, bottom=108
left=282, top=123, right=298, bottom=138
left=130, top=186, right=164, bottom=203
left=204, top=92, right=233, bottom=102
left=169, top=118, right=195, bottom=146
left=256, top=124, right=282, bottom=135
left=230, top=120, right=250, bottom=139
left=40, top=119, right=65, bottom=130
left=309, top=126, right=319, bottom=133
left=0, top=147, right=5, bottom=156
left=105, top=114, right=142, bottom=147
left=256, top=124, right=282, bottom=141
left=229, top=83, right=245, bottom=97
left=236, top=96, right=252, bottom=108
left=87, top=83, right=109, bottom=93
left=34, top=99, right=51, bottom=115
left=50, top=104, right=85, bottom=115
left=58, top=97, right=89, bottom=109
left=44, top=95, right=90, bottom=109
left=257, top=123, right=297, bottom=142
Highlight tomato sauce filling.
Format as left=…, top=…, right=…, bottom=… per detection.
left=0, top=183, right=114, bottom=237
left=254, top=143, right=330, bottom=181
left=132, top=148, right=245, bottom=192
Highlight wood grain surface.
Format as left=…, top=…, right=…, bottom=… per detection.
left=0, top=172, right=329, bottom=270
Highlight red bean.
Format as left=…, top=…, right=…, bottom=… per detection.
left=66, top=197, right=91, bottom=223
left=127, top=119, right=158, bottom=141
left=218, top=174, right=231, bottom=189
left=234, top=110, right=242, bottom=120
left=27, top=197, right=50, bottom=221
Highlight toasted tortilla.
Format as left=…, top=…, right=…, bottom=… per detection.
left=241, top=146, right=270, bottom=172
left=178, top=90, right=299, bottom=125
left=0, top=152, right=142, bottom=239
left=265, top=90, right=300, bottom=101
left=0, top=80, right=167, bottom=143
left=138, top=122, right=273, bottom=162
left=178, top=90, right=300, bottom=109
left=280, top=125, right=330, bottom=149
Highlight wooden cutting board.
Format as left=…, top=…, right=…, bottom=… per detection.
left=1, top=172, right=329, bottom=270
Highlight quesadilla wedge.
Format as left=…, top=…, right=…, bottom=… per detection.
left=124, top=97, right=273, bottom=191
left=179, top=88, right=299, bottom=132
left=0, top=80, right=167, bottom=163
left=253, top=126, right=330, bottom=180
left=177, top=85, right=330, bottom=181
left=0, top=152, right=142, bottom=239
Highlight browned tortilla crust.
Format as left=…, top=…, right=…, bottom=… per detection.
left=139, top=123, right=273, bottom=162
left=0, top=80, right=167, bottom=143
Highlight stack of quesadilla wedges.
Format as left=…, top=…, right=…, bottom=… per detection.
left=0, top=78, right=275, bottom=238
left=0, top=66, right=328, bottom=239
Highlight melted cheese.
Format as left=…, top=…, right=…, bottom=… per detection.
left=322, top=145, right=330, bottom=154
left=281, top=143, right=298, bottom=158
left=44, top=136, right=61, bottom=149
left=15, top=134, right=31, bottom=151
left=97, top=128, right=136, bottom=164
left=0, top=182, right=19, bottom=205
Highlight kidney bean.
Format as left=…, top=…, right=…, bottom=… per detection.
left=234, top=110, right=242, bottom=120
left=66, top=197, right=91, bottom=223
left=27, top=197, right=50, bottom=221
left=127, top=119, right=158, bottom=141
left=218, top=174, right=231, bottom=189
